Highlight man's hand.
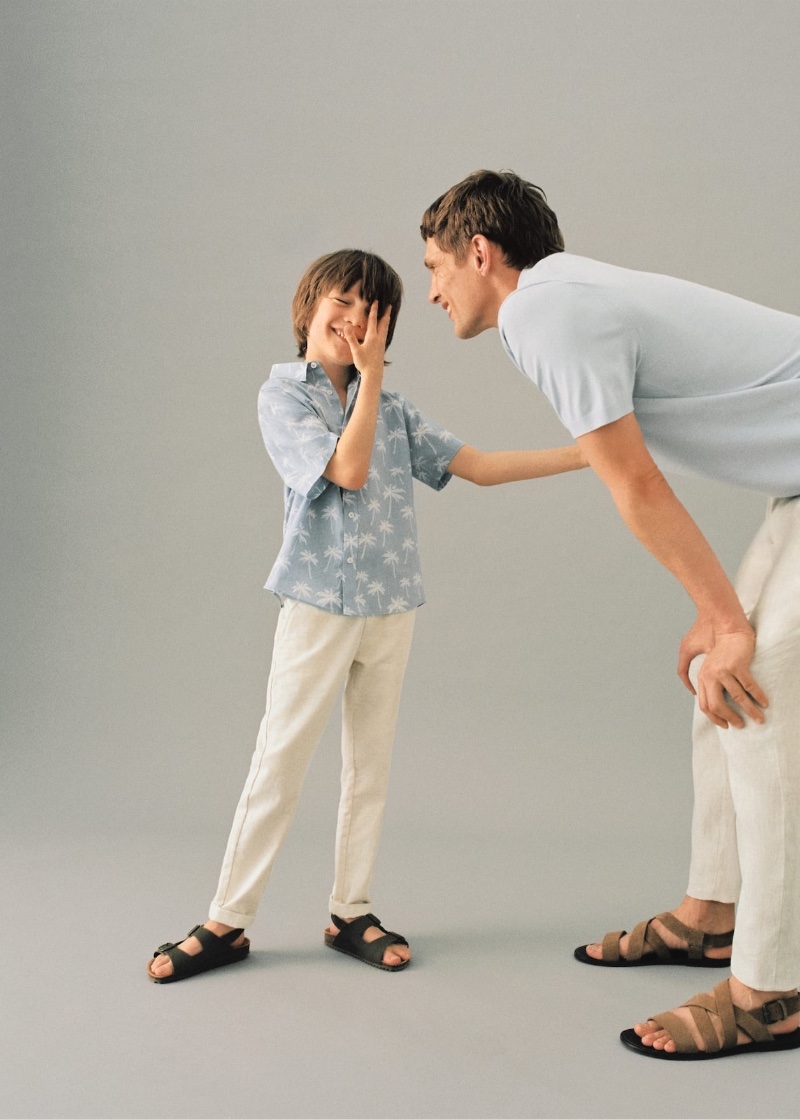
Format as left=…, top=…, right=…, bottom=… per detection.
left=343, top=302, right=392, bottom=381
left=679, top=621, right=768, bottom=730
left=677, top=616, right=716, bottom=689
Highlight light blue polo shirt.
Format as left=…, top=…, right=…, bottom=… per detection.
left=499, top=253, right=800, bottom=496
left=258, top=362, right=464, bottom=615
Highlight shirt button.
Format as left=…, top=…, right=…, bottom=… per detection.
left=347, top=556, right=355, bottom=564
left=348, top=512, right=356, bottom=519
left=309, top=362, right=317, bottom=368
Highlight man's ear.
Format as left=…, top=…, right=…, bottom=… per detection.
left=470, top=234, right=497, bottom=276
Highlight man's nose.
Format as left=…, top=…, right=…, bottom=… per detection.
left=428, top=277, right=440, bottom=304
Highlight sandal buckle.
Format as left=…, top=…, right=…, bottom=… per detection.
left=760, top=998, right=788, bottom=1025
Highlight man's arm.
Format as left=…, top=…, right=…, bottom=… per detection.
left=577, top=412, right=768, bottom=729
left=447, top=443, right=586, bottom=486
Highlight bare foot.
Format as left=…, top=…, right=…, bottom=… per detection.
left=584, top=897, right=733, bottom=963
left=148, top=921, right=248, bottom=979
left=326, top=917, right=410, bottom=967
left=633, top=976, right=800, bottom=1053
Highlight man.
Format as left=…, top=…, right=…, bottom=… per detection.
left=421, top=169, right=800, bottom=1060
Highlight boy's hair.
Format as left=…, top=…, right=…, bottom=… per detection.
left=420, top=169, right=564, bottom=270
left=292, top=249, right=403, bottom=359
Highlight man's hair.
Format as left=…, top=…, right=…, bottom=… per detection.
left=292, top=249, right=403, bottom=359
left=420, top=169, right=564, bottom=270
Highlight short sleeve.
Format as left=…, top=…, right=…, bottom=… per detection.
left=499, top=282, right=639, bottom=437
left=257, top=380, right=339, bottom=499
left=399, top=397, right=465, bottom=490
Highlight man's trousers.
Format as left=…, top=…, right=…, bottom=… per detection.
left=688, top=495, right=800, bottom=990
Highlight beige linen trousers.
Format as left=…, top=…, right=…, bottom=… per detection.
left=209, top=597, right=416, bottom=928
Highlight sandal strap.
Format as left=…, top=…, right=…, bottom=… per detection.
left=657, top=911, right=733, bottom=956
left=601, top=916, right=672, bottom=962
left=153, top=925, right=245, bottom=980
left=650, top=980, right=799, bottom=1054
left=600, top=930, right=627, bottom=963
left=755, top=993, right=800, bottom=1025
left=601, top=912, right=733, bottom=962
left=627, top=916, right=673, bottom=961
left=329, top=912, right=408, bottom=960
left=188, top=924, right=245, bottom=951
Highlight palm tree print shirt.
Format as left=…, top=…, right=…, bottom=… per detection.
left=259, top=362, right=464, bottom=615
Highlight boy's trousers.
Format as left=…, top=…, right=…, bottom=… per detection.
left=209, top=597, right=416, bottom=928
left=687, top=495, right=800, bottom=990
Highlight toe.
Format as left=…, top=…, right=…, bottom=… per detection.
left=584, top=942, right=603, bottom=960
left=150, top=954, right=173, bottom=978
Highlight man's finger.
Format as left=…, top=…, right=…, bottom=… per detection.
left=677, top=646, right=697, bottom=694
left=740, top=673, right=769, bottom=709
left=677, top=663, right=696, bottom=695
left=698, top=679, right=731, bottom=730
left=719, top=673, right=767, bottom=725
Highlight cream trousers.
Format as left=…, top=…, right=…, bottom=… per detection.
left=687, top=495, right=800, bottom=990
left=209, top=598, right=416, bottom=928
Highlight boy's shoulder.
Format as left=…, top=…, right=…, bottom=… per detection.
left=266, top=361, right=311, bottom=383
left=259, top=363, right=338, bottom=407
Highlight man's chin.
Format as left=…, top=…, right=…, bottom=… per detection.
left=454, top=319, right=488, bottom=340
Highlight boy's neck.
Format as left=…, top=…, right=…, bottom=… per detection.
left=309, top=356, right=355, bottom=401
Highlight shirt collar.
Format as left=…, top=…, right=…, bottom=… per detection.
left=269, top=361, right=360, bottom=387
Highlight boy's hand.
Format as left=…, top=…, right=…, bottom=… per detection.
left=343, top=302, right=392, bottom=381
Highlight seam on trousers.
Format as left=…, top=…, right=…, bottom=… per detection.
left=216, top=611, right=285, bottom=908
left=336, top=616, right=369, bottom=903
left=764, top=647, right=791, bottom=990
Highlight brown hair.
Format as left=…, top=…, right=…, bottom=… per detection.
left=292, top=249, right=403, bottom=359
left=420, top=169, right=564, bottom=270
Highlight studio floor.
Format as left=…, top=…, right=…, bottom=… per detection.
left=5, top=825, right=800, bottom=1119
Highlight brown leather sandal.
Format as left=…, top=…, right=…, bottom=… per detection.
left=574, top=911, right=733, bottom=967
left=620, top=979, right=800, bottom=1059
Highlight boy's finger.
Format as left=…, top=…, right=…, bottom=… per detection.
left=341, top=322, right=360, bottom=349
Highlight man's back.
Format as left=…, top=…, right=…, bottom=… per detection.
left=499, top=253, right=800, bottom=495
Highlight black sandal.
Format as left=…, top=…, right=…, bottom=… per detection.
left=147, top=924, right=250, bottom=983
left=324, top=913, right=410, bottom=971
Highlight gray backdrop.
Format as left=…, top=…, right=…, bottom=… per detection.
left=4, top=2, right=800, bottom=1117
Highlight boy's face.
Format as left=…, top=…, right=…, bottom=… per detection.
left=423, top=237, right=494, bottom=339
left=305, top=283, right=370, bottom=374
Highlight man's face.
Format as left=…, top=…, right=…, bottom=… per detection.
left=423, top=238, right=493, bottom=339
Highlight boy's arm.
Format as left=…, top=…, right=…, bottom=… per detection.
left=322, top=304, right=392, bottom=490
left=447, top=443, right=587, bottom=486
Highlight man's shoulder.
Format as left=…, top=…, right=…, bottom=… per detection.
left=501, top=256, right=626, bottom=334
left=514, top=252, right=627, bottom=295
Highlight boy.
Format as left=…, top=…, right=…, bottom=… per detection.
left=147, top=249, right=584, bottom=981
